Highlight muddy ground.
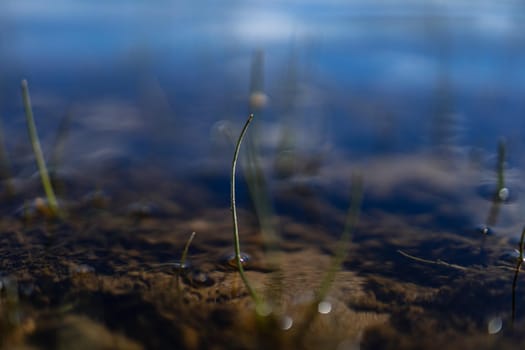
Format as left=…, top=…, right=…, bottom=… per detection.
left=1, top=155, right=525, bottom=349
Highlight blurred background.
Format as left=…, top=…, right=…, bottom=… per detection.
left=1, top=0, right=525, bottom=225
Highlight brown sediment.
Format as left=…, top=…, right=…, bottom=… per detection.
left=1, top=157, right=525, bottom=349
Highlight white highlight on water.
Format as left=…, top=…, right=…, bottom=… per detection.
left=318, top=300, right=332, bottom=314
left=488, top=317, right=503, bottom=334
left=280, top=316, right=293, bottom=330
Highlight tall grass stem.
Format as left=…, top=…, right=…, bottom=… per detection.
left=316, top=174, right=363, bottom=299
left=231, top=114, right=260, bottom=304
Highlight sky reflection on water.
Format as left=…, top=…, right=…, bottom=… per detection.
left=1, top=1, right=525, bottom=225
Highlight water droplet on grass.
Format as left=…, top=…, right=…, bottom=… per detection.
left=488, top=317, right=503, bottom=334
left=255, top=302, right=272, bottom=317
left=475, top=225, right=494, bottom=236
left=220, top=252, right=251, bottom=270
left=477, top=183, right=518, bottom=203
left=318, top=300, right=332, bottom=314
left=280, top=315, right=293, bottom=330
left=498, top=187, right=510, bottom=201
left=170, top=261, right=192, bottom=271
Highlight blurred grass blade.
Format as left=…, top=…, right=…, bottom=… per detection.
left=0, top=116, right=15, bottom=198
left=21, top=79, right=61, bottom=218
left=511, top=226, right=525, bottom=326
left=176, top=231, right=196, bottom=299
left=496, top=139, right=506, bottom=196
left=317, top=174, right=363, bottom=299
left=295, top=174, right=363, bottom=345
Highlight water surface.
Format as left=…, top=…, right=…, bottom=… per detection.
left=1, top=1, right=525, bottom=349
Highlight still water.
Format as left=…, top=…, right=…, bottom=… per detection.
left=1, top=1, right=525, bottom=349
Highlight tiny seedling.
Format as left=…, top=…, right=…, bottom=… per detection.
left=21, top=79, right=61, bottom=218
left=176, top=231, right=196, bottom=297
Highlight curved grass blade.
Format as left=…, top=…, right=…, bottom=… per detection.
left=231, top=114, right=261, bottom=305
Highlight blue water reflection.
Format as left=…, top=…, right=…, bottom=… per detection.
left=1, top=0, right=525, bottom=213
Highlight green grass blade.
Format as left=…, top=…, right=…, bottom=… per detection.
left=295, top=174, right=363, bottom=345
left=317, top=174, right=363, bottom=299
left=176, top=231, right=196, bottom=300
left=231, top=114, right=260, bottom=304
left=21, top=79, right=61, bottom=218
